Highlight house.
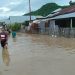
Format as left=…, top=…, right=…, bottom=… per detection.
left=31, top=5, right=75, bottom=37
left=33, top=8, right=62, bottom=35
left=26, top=4, right=75, bottom=37
left=46, top=5, right=75, bottom=37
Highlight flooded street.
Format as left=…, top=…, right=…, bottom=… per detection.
left=0, top=33, right=75, bottom=75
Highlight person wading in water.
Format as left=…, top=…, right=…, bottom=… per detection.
left=0, top=28, right=8, bottom=49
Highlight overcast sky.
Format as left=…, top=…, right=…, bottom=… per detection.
left=0, top=0, right=74, bottom=19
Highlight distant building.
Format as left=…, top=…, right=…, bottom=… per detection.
left=48, top=5, right=75, bottom=37
left=30, top=5, right=75, bottom=37
left=0, top=16, right=43, bottom=24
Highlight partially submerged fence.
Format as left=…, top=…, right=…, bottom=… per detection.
left=31, top=27, right=75, bottom=38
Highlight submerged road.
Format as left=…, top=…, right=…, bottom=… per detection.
left=0, top=33, right=75, bottom=75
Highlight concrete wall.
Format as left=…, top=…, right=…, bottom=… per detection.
left=38, top=21, right=45, bottom=34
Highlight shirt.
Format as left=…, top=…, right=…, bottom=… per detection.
left=0, top=32, right=8, bottom=41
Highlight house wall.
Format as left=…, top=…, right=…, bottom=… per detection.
left=38, top=21, right=45, bottom=34
left=54, top=18, right=75, bottom=37
left=55, top=19, right=70, bottom=37
left=44, top=20, right=50, bottom=34
left=49, top=20, right=59, bottom=37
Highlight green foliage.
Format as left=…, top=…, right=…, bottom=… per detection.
left=9, top=23, right=21, bottom=31
left=22, top=21, right=29, bottom=26
left=69, top=1, right=75, bottom=6
left=7, top=24, right=11, bottom=29
left=24, top=3, right=69, bottom=17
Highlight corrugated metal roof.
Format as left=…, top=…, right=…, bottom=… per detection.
left=51, top=12, right=75, bottom=19
left=46, top=8, right=62, bottom=18
left=57, top=5, right=75, bottom=15
left=49, top=5, right=75, bottom=19
left=47, top=5, right=75, bottom=18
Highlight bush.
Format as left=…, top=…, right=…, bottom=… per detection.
left=8, top=23, right=21, bottom=31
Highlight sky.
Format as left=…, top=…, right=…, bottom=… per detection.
left=0, top=0, right=75, bottom=19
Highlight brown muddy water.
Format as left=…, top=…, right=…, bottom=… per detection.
left=0, top=33, right=75, bottom=75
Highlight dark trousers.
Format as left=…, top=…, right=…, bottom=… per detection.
left=1, top=40, right=7, bottom=48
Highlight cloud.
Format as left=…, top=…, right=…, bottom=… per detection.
left=8, top=11, right=25, bottom=16
left=0, top=7, right=10, bottom=12
left=9, top=2, right=21, bottom=5
left=8, top=0, right=24, bottom=6
left=0, top=11, right=25, bottom=17
left=0, top=0, right=71, bottom=19
left=0, top=0, right=25, bottom=17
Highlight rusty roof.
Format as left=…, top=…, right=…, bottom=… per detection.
left=58, top=5, right=75, bottom=15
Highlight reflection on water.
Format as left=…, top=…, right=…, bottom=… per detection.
left=2, top=48, right=10, bottom=66
left=12, top=37, right=17, bottom=42
left=0, top=71, right=2, bottom=75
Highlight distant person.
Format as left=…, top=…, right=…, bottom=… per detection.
left=7, top=29, right=11, bottom=35
left=0, top=28, right=8, bottom=49
left=12, top=31, right=16, bottom=38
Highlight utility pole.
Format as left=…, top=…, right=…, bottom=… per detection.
left=29, top=0, right=31, bottom=22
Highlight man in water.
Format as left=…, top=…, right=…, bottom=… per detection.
left=12, top=31, right=16, bottom=38
left=0, top=28, right=8, bottom=49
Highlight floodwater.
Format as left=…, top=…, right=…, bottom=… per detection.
left=0, top=33, right=75, bottom=75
